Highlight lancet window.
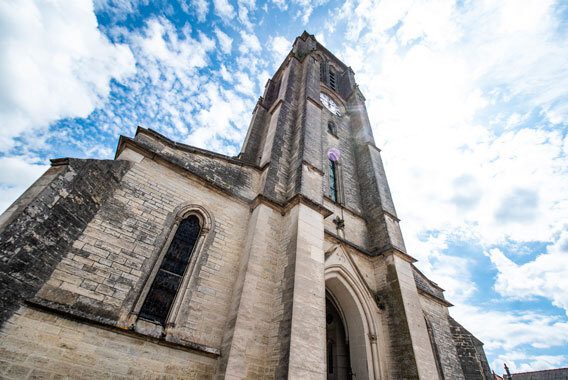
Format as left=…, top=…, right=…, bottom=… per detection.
left=329, top=159, right=339, bottom=202
left=138, top=215, right=201, bottom=325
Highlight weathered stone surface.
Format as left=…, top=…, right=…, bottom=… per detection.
left=420, top=295, right=464, bottom=379
left=0, top=31, right=491, bottom=380
left=0, top=306, right=215, bottom=379
left=413, top=266, right=446, bottom=301
left=0, top=159, right=132, bottom=327
left=450, top=316, right=493, bottom=380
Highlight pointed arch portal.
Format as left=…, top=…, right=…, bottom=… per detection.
left=325, top=263, right=385, bottom=379
left=326, top=294, right=352, bottom=379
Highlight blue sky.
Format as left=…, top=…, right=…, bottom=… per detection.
left=1, top=0, right=568, bottom=374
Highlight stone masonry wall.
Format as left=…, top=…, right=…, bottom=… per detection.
left=271, top=206, right=297, bottom=378
left=382, top=255, right=421, bottom=378
left=0, top=159, right=132, bottom=327
left=132, top=130, right=260, bottom=200
left=419, top=295, right=465, bottom=379
left=321, top=106, right=364, bottom=215
left=450, top=316, right=492, bottom=380
left=0, top=31, right=493, bottom=380
left=32, top=155, right=249, bottom=351
left=0, top=306, right=215, bottom=379
left=260, top=59, right=301, bottom=203
left=324, top=199, right=369, bottom=251
left=219, top=204, right=292, bottom=379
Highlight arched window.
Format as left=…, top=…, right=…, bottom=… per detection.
left=329, top=159, right=339, bottom=202
left=328, top=121, right=337, bottom=137
left=138, top=215, right=201, bottom=325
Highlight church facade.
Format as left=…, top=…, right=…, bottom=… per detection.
left=0, top=32, right=491, bottom=379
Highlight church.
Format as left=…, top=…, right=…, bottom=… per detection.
left=0, top=32, right=491, bottom=379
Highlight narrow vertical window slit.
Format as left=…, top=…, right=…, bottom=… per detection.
left=328, top=121, right=337, bottom=136
left=329, top=159, right=338, bottom=202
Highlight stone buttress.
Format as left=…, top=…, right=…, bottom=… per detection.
left=0, top=31, right=491, bottom=379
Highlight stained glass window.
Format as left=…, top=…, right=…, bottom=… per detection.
left=138, top=215, right=201, bottom=325
left=329, top=159, right=338, bottom=202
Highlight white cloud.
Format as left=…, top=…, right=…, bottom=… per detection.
left=213, top=0, right=235, bottom=21
left=132, top=18, right=215, bottom=72
left=332, top=0, right=568, bottom=255
left=396, top=0, right=460, bottom=47
left=234, top=72, right=256, bottom=97
left=292, top=0, right=327, bottom=24
left=256, top=69, right=271, bottom=97
left=90, top=17, right=256, bottom=160
left=237, top=0, right=255, bottom=30
left=214, top=28, right=233, bottom=54
left=331, top=2, right=568, bottom=367
left=452, top=304, right=568, bottom=353
left=488, top=232, right=568, bottom=315
left=187, top=83, right=252, bottom=155
left=407, top=232, right=478, bottom=303
left=271, top=0, right=287, bottom=11
left=451, top=302, right=568, bottom=373
left=315, top=32, right=326, bottom=46
left=0, top=0, right=136, bottom=151
left=492, top=351, right=567, bottom=374
left=219, top=64, right=233, bottom=82
left=268, top=35, right=291, bottom=61
left=239, top=30, right=262, bottom=54
left=181, top=0, right=208, bottom=21
left=94, top=0, right=149, bottom=20
left=191, top=0, right=209, bottom=22
left=0, top=157, right=49, bottom=213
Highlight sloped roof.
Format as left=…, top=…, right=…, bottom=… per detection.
left=508, top=367, right=568, bottom=380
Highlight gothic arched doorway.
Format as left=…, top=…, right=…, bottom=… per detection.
left=325, top=262, right=385, bottom=379
left=326, top=296, right=352, bottom=380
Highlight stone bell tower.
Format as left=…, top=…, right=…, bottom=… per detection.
left=0, top=32, right=491, bottom=379
left=223, top=30, right=439, bottom=378
left=221, top=31, right=490, bottom=379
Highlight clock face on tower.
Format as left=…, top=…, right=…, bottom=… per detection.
left=320, top=93, right=341, bottom=116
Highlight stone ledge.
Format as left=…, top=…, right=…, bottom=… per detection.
left=302, top=160, right=324, bottom=176
left=325, top=229, right=371, bottom=256
left=323, top=195, right=366, bottom=219
left=417, top=289, right=453, bottom=308
left=268, top=97, right=285, bottom=115
left=251, top=193, right=333, bottom=218
left=373, top=246, right=417, bottom=262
